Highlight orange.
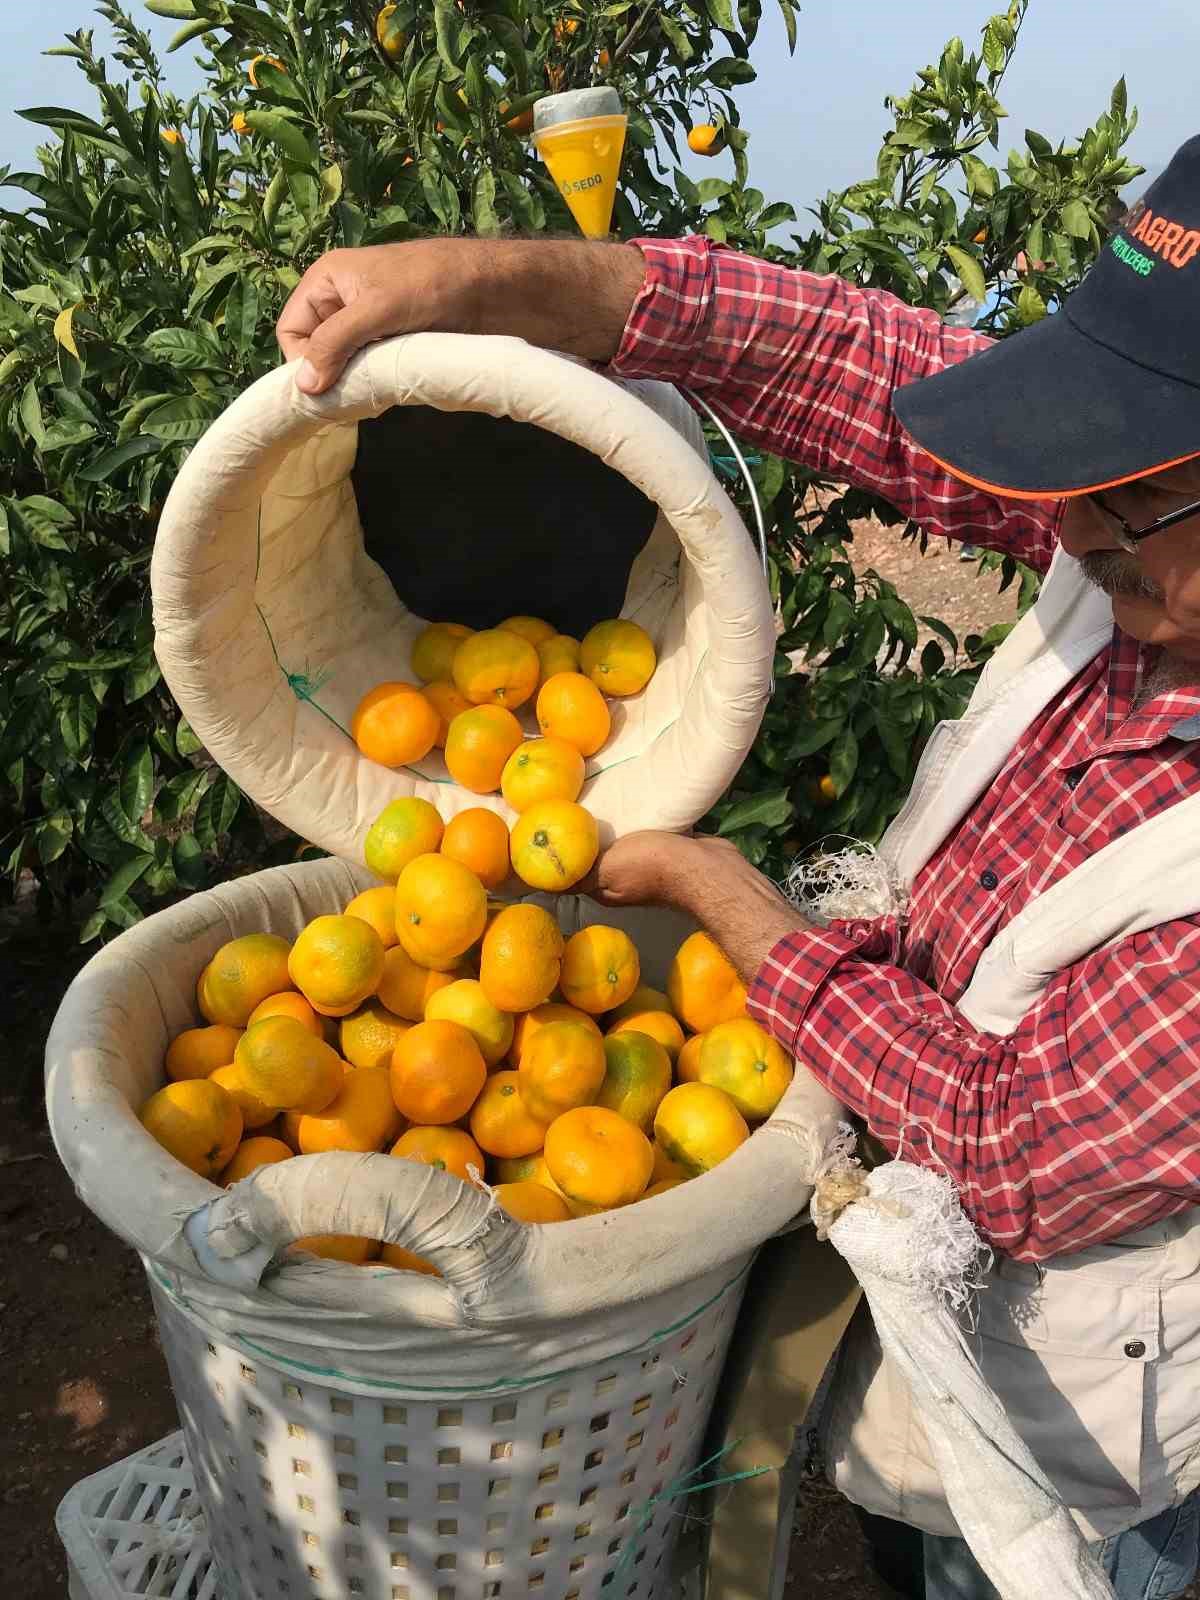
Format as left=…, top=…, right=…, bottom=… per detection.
left=596, top=1032, right=672, bottom=1131
left=352, top=681, right=440, bottom=768
left=686, top=123, right=724, bottom=156
left=607, top=985, right=673, bottom=1025
left=608, top=1009, right=686, bottom=1062
left=390, top=1019, right=486, bottom=1124
left=560, top=925, right=640, bottom=1014
left=377, top=944, right=460, bottom=1020
left=453, top=629, right=539, bottom=710
left=509, top=1001, right=600, bottom=1066
left=248, top=53, right=285, bottom=87
left=395, top=853, right=487, bottom=970
left=375, top=2, right=409, bottom=56
left=160, top=127, right=183, bottom=145
left=247, top=991, right=324, bottom=1038
left=501, top=737, right=585, bottom=813
left=444, top=705, right=524, bottom=794
left=675, top=1030, right=705, bottom=1084
left=498, top=615, right=556, bottom=648
left=425, top=978, right=514, bottom=1066
left=544, top=1106, right=653, bottom=1212
left=654, top=1082, right=749, bottom=1176
left=536, top=634, right=581, bottom=686
left=339, top=1000, right=412, bottom=1070
left=480, top=904, right=564, bottom=1011
left=231, top=111, right=250, bottom=136
left=297, top=1064, right=402, bottom=1153
left=380, top=1244, right=441, bottom=1275
left=495, top=1180, right=571, bottom=1223
left=293, top=1235, right=379, bottom=1265
left=140, top=1079, right=243, bottom=1179
left=364, top=796, right=445, bottom=878
left=343, top=885, right=400, bottom=950
left=643, top=1177, right=687, bottom=1197
left=277, top=1109, right=304, bottom=1152
left=165, top=1023, right=243, bottom=1082
left=197, top=933, right=292, bottom=1027
left=390, top=1125, right=484, bottom=1183
left=650, top=1141, right=688, bottom=1184
left=470, top=1069, right=549, bottom=1157
left=288, top=914, right=386, bottom=1018
left=493, top=1151, right=556, bottom=1188
left=411, top=621, right=473, bottom=683
left=697, top=1018, right=792, bottom=1121
left=580, top=619, right=657, bottom=696
left=535, top=672, right=611, bottom=758
left=510, top=800, right=599, bottom=892
left=519, top=1020, right=606, bottom=1122
left=219, top=1135, right=293, bottom=1186
left=211, top=1063, right=279, bottom=1131
left=423, top=679, right=472, bottom=747
left=234, top=1016, right=344, bottom=1113
left=666, top=931, right=748, bottom=1033
left=440, top=807, right=510, bottom=890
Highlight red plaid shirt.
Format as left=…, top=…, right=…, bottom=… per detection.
left=612, top=236, right=1200, bottom=1261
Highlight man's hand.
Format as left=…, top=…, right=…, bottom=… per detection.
left=593, top=831, right=810, bottom=983
left=277, top=238, right=646, bottom=396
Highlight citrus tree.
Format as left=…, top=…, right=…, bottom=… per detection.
left=0, top=0, right=1139, bottom=938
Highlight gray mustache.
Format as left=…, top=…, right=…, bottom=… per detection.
left=1079, top=550, right=1165, bottom=602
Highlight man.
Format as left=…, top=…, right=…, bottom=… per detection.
left=278, top=136, right=1200, bottom=1599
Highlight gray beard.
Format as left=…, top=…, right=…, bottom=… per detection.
left=1078, top=549, right=1164, bottom=602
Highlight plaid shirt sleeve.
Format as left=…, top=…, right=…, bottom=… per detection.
left=611, top=235, right=1061, bottom=571
left=748, top=921, right=1200, bottom=1262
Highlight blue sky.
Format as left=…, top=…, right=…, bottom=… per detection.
left=1, top=2, right=1196, bottom=220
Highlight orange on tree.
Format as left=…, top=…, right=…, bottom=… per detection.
left=230, top=111, right=250, bottom=137
left=453, top=628, right=539, bottom=710
left=211, top=1063, right=278, bottom=1131
left=248, top=991, right=324, bottom=1038
left=498, top=615, right=557, bottom=648
left=394, top=853, right=487, bottom=970
left=377, top=943, right=459, bottom=1021
left=687, top=123, right=725, bottom=157
left=380, top=1243, right=441, bottom=1274
left=440, top=807, right=510, bottom=890
left=375, top=2, right=409, bottom=58
left=444, top=704, right=524, bottom=794
left=288, top=913, right=385, bottom=1018
left=698, top=1018, right=792, bottom=1121
left=197, top=933, right=292, bottom=1027
left=666, top=930, right=747, bottom=1033
left=234, top=1016, right=344, bottom=1114
left=607, top=984, right=673, bottom=1025
left=552, top=16, right=580, bottom=40
left=140, top=1079, right=243, bottom=1180
left=390, top=1124, right=484, bottom=1183
left=495, top=1181, right=571, bottom=1223
left=518, top=1020, right=606, bottom=1122
left=165, top=1023, right=243, bottom=1082
left=596, top=1031, right=672, bottom=1131
left=219, top=1135, right=293, bottom=1186
left=501, top=736, right=585, bottom=813
left=479, top=903, right=564, bottom=1012
left=297, top=1064, right=402, bottom=1153
left=509, top=1000, right=600, bottom=1066
left=339, top=1000, right=411, bottom=1070
left=469, top=1069, right=548, bottom=1158
left=390, top=1019, right=486, bottom=1124
left=536, top=634, right=581, bottom=687
left=501, top=101, right=535, bottom=136
left=654, top=1082, right=749, bottom=1177
left=293, top=1235, right=378, bottom=1264
left=608, top=1008, right=686, bottom=1062
left=560, top=924, right=640, bottom=1014
left=248, top=53, right=286, bottom=87
left=510, top=799, right=599, bottom=892
left=352, top=682, right=440, bottom=769
left=364, top=797, right=445, bottom=880
left=675, top=1030, right=705, bottom=1084
left=411, top=621, right=473, bottom=683
left=580, top=619, right=657, bottom=697
left=544, top=1106, right=654, bottom=1212
left=425, top=978, right=514, bottom=1067
left=160, top=127, right=183, bottom=146
left=343, top=885, right=400, bottom=950
left=596, top=46, right=611, bottom=68
left=423, top=679, right=472, bottom=747
left=535, top=671, right=610, bottom=757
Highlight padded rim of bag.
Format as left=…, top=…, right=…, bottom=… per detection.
left=150, top=334, right=775, bottom=860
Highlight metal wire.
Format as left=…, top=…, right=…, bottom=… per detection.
left=684, top=387, right=769, bottom=576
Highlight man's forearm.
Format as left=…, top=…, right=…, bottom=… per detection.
left=466, top=239, right=646, bottom=363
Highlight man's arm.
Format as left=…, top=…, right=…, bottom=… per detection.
left=597, top=832, right=1200, bottom=1262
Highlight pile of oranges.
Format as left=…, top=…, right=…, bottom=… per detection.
left=139, top=800, right=793, bottom=1270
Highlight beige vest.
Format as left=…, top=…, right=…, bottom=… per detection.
left=823, top=548, right=1200, bottom=1540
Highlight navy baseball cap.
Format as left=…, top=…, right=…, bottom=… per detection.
left=892, top=134, right=1200, bottom=498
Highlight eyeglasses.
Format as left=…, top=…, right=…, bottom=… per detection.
left=1091, top=490, right=1200, bottom=552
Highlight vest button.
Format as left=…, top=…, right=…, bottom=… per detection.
left=1124, top=1339, right=1147, bottom=1359
left=979, top=869, right=999, bottom=890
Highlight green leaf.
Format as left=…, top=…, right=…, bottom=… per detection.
left=177, top=718, right=203, bottom=758
left=156, top=769, right=207, bottom=823
left=785, top=717, right=844, bottom=760
left=173, top=833, right=206, bottom=888
left=144, top=327, right=225, bottom=370
left=827, top=726, right=859, bottom=796
left=146, top=0, right=198, bottom=14
left=37, top=811, right=74, bottom=865
left=243, top=111, right=316, bottom=170
left=20, top=382, right=46, bottom=447
left=717, top=787, right=794, bottom=834
left=776, top=0, right=798, bottom=51
left=168, top=17, right=219, bottom=50
left=59, top=693, right=98, bottom=759
left=119, top=740, right=154, bottom=825
left=76, top=437, right=163, bottom=483
left=140, top=395, right=217, bottom=443
left=981, top=22, right=1006, bottom=73
left=194, top=772, right=240, bottom=849
left=944, top=244, right=986, bottom=304
left=706, top=57, right=756, bottom=87
left=472, top=169, right=500, bottom=236
left=1060, top=198, right=1092, bottom=240
left=99, top=853, right=154, bottom=907
left=1016, top=283, right=1046, bottom=324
